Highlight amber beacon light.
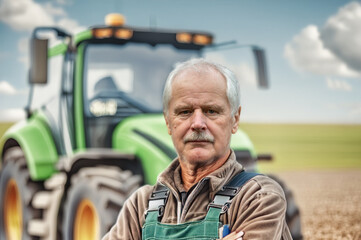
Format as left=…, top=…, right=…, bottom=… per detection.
left=105, top=13, right=125, bottom=26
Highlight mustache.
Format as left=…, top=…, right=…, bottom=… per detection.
left=183, top=131, right=214, bottom=143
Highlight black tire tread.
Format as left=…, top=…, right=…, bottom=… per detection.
left=0, top=147, right=44, bottom=240
left=62, top=166, right=142, bottom=240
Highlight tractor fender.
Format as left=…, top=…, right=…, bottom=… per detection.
left=61, top=149, right=144, bottom=180
left=0, top=115, right=58, bottom=181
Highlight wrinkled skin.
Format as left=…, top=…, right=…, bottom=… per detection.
left=164, top=67, right=241, bottom=190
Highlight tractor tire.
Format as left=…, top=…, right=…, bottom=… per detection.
left=267, top=174, right=303, bottom=240
left=0, top=147, right=44, bottom=240
left=62, top=166, right=142, bottom=240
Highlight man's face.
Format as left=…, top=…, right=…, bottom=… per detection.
left=164, top=68, right=240, bottom=166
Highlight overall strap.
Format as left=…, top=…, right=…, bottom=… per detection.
left=208, top=171, right=260, bottom=212
left=146, top=183, right=169, bottom=222
left=227, top=171, right=260, bottom=188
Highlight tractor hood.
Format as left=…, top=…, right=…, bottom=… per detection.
left=112, top=113, right=257, bottom=184
left=113, top=113, right=256, bottom=159
left=113, top=113, right=175, bottom=159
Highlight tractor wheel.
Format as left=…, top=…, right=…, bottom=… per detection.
left=0, top=147, right=43, bottom=240
left=62, top=166, right=142, bottom=240
left=267, top=174, right=303, bottom=240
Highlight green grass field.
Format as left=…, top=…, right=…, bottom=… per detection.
left=240, top=123, right=361, bottom=172
left=1, top=122, right=360, bottom=172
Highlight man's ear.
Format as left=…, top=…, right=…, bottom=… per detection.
left=231, top=106, right=241, bottom=134
left=163, top=112, right=172, bottom=135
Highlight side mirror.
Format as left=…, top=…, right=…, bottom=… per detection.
left=29, top=37, right=48, bottom=84
left=28, top=27, right=71, bottom=85
left=252, top=47, right=269, bottom=88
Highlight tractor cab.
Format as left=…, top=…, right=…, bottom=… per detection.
left=28, top=14, right=214, bottom=152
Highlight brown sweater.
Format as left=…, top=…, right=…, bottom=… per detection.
left=103, top=151, right=292, bottom=240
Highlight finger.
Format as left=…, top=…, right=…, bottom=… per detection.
left=234, top=231, right=244, bottom=240
left=220, top=231, right=237, bottom=240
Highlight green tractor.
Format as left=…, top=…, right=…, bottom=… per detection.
left=0, top=14, right=302, bottom=240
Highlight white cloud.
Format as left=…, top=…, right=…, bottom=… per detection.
left=0, top=81, right=17, bottom=95
left=0, top=108, right=26, bottom=122
left=284, top=25, right=360, bottom=78
left=326, top=78, right=352, bottom=91
left=284, top=1, right=361, bottom=79
left=0, top=0, right=85, bottom=33
left=0, top=0, right=55, bottom=31
left=0, top=81, right=27, bottom=95
left=321, top=1, right=361, bottom=72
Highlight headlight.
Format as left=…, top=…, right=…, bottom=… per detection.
left=90, top=99, right=117, bottom=116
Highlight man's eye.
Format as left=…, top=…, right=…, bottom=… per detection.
left=206, top=109, right=217, bottom=115
left=179, top=110, right=191, bottom=115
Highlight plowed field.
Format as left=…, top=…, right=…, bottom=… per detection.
left=277, top=170, right=361, bottom=240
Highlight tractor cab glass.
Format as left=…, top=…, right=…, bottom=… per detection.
left=83, top=42, right=199, bottom=148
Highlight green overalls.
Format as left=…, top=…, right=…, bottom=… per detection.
left=142, top=171, right=259, bottom=240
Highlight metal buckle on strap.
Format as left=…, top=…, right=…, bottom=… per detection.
left=157, top=205, right=165, bottom=220
left=145, top=186, right=169, bottom=221
left=207, top=195, right=232, bottom=213
left=221, top=202, right=231, bottom=214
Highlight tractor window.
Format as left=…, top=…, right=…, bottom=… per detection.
left=83, top=43, right=199, bottom=148
left=84, top=43, right=199, bottom=114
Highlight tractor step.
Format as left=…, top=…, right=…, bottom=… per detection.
left=28, top=219, right=49, bottom=237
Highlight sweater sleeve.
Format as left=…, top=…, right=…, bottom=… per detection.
left=102, top=185, right=153, bottom=240
left=227, top=175, right=289, bottom=240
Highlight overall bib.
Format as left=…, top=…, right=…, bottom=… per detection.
left=142, top=171, right=259, bottom=240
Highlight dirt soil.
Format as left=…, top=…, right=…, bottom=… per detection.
left=276, top=170, right=361, bottom=240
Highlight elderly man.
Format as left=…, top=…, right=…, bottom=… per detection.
left=103, top=58, right=292, bottom=240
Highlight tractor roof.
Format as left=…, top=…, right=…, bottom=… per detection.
left=74, top=24, right=213, bottom=50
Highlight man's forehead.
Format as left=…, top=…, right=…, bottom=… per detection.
left=172, top=67, right=225, bottom=86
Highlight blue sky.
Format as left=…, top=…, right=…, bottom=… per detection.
left=0, top=0, right=360, bottom=123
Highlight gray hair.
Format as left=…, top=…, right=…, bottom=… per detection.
left=163, top=58, right=240, bottom=116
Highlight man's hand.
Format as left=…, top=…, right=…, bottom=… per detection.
left=219, top=231, right=244, bottom=240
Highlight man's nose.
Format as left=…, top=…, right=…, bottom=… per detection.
left=191, top=109, right=206, bottom=131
